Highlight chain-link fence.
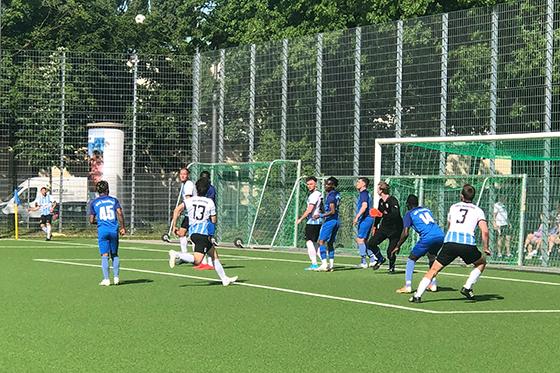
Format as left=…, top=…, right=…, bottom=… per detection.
left=2, top=1, right=560, bottom=268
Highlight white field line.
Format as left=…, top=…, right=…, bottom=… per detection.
left=33, top=258, right=560, bottom=315
left=18, top=239, right=560, bottom=286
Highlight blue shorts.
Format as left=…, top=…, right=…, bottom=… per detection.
left=410, top=235, right=444, bottom=258
left=356, top=216, right=374, bottom=239
left=319, top=219, right=340, bottom=243
left=98, top=230, right=119, bottom=256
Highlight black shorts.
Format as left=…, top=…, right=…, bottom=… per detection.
left=190, top=233, right=212, bottom=254
left=40, top=214, right=53, bottom=225
left=305, top=224, right=321, bottom=242
left=180, top=214, right=189, bottom=229
left=436, top=242, right=482, bottom=267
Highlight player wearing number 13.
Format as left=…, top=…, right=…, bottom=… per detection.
left=89, top=181, right=126, bottom=287
left=410, top=184, right=491, bottom=303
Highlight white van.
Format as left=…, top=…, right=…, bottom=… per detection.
left=1, top=177, right=88, bottom=219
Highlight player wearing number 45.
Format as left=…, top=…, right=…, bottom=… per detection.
left=409, top=184, right=491, bottom=303
left=89, top=181, right=126, bottom=286
left=168, top=177, right=237, bottom=286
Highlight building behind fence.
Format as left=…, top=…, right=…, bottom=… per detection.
left=1, top=0, right=560, bottom=267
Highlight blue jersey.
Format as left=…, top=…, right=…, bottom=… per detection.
left=403, top=207, right=444, bottom=240
left=324, top=190, right=341, bottom=221
left=90, top=195, right=121, bottom=232
left=206, top=184, right=217, bottom=204
left=356, top=190, right=372, bottom=222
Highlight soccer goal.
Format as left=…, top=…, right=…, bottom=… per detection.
left=187, top=160, right=302, bottom=249
left=374, top=132, right=560, bottom=269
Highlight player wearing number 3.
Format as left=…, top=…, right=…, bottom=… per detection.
left=89, top=180, right=126, bottom=286
left=410, top=184, right=491, bottom=303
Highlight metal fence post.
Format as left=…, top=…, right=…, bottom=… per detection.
left=353, top=27, right=361, bottom=177
left=316, top=34, right=323, bottom=176
left=130, top=52, right=139, bottom=234
left=58, top=50, right=66, bottom=233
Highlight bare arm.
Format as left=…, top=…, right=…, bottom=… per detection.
left=117, top=207, right=126, bottom=235
left=478, top=220, right=491, bottom=255
left=211, top=214, right=217, bottom=224
left=89, top=214, right=96, bottom=225
left=353, top=201, right=368, bottom=225
left=392, top=227, right=410, bottom=255
left=170, top=203, right=185, bottom=232
left=297, top=203, right=315, bottom=225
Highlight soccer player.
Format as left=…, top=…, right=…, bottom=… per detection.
left=366, top=181, right=403, bottom=273
left=410, top=184, right=491, bottom=303
left=313, top=177, right=341, bottom=272
left=89, top=181, right=126, bottom=286
left=198, top=170, right=216, bottom=270
left=296, top=176, right=323, bottom=270
left=28, top=186, right=57, bottom=241
left=168, top=177, right=238, bottom=286
left=493, top=196, right=511, bottom=258
left=353, top=177, right=376, bottom=268
left=392, top=194, right=444, bottom=294
left=170, top=166, right=196, bottom=254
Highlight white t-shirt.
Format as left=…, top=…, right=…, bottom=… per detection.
left=184, top=196, right=216, bottom=235
left=181, top=180, right=196, bottom=204
left=306, top=190, right=322, bottom=225
left=493, top=202, right=508, bottom=227
left=444, top=202, right=486, bottom=245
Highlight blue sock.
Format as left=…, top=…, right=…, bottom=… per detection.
left=319, top=245, right=327, bottom=260
left=101, top=256, right=109, bottom=280
left=112, top=256, right=120, bottom=277
left=405, top=259, right=415, bottom=286
left=328, top=248, right=335, bottom=260
left=358, top=242, right=367, bottom=257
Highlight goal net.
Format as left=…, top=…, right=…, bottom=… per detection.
left=189, top=160, right=301, bottom=249
left=374, top=132, right=560, bottom=269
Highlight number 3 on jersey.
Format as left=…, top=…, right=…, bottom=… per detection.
left=98, top=205, right=115, bottom=221
left=456, top=208, right=468, bottom=224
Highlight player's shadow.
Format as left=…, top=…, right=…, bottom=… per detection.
left=421, top=293, right=504, bottom=303
left=222, top=265, right=245, bottom=269
left=117, top=278, right=154, bottom=285
left=179, top=279, right=247, bottom=287
left=333, top=266, right=362, bottom=272
left=431, top=286, right=456, bottom=292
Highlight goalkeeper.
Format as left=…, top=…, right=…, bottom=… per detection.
left=366, top=181, right=403, bottom=273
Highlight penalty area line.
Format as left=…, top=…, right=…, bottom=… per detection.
left=33, top=259, right=560, bottom=315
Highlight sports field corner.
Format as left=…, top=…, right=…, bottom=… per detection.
left=2, top=238, right=560, bottom=372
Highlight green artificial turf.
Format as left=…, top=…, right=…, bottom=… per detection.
left=1, top=238, right=559, bottom=372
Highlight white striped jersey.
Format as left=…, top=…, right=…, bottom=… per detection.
left=306, top=190, right=323, bottom=225
left=444, top=202, right=486, bottom=245
left=36, top=194, right=53, bottom=216
left=184, top=196, right=216, bottom=235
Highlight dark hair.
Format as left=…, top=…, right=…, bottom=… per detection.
left=200, top=170, right=211, bottom=179
left=358, top=177, right=370, bottom=188
left=406, top=194, right=419, bottom=209
left=96, top=180, right=109, bottom=195
left=326, top=176, right=338, bottom=187
left=196, top=177, right=210, bottom=197
left=378, top=181, right=390, bottom=194
left=461, top=184, right=476, bottom=202
left=180, top=166, right=190, bottom=173
left=305, top=176, right=317, bottom=183
left=40, top=187, right=47, bottom=191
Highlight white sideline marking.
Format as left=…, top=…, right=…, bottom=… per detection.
left=18, top=239, right=560, bottom=286
left=34, top=258, right=560, bottom=315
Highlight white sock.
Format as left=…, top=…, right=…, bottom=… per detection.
left=46, top=225, right=52, bottom=237
left=430, top=278, right=437, bottom=286
left=321, top=258, right=327, bottom=266
left=329, top=258, right=334, bottom=268
left=207, top=256, right=213, bottom=267
left=213, top=259, right=228, bottom=283
left=202, top=256, right=208, bottom=265
left=306, top=241, right=317, bottom=264
left=179, top=236, right=188, bottom=253
left=42, top=226, right=48, bottom=233
left=415, top=277, right=431, bottom=298
left=177, top=252, right=194, bottom=263
left=315, top=243, right=321, bottom=259
left=464, top=268, right=482, bottom=290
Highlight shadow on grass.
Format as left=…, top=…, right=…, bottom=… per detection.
left=117, top=278, right=154, bottom=285
left=420, top=293, right=504, bottom=304
left=179, top=279, right=247, bottom=287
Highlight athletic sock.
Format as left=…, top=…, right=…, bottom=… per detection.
left=319, top=245, right=327, bottom=260
left=360, top=256, right=367, bottom=265
left=101, top=256, right=110, bottom=280
left=430, top=278, right=437, bottom=287
left=213, top=259, right=228, bottom=282
left=179, top=236, right=188, bottom=253
left=405, top=259, right=415, bottom=287
left=42, top=226, right=48, bottom=233
left=177, top=252, right=194, bottom=263
left=202, top=256, right=208, bottom=265
left=329, top=258, right=334, bottom=268
left=415, top=277, right=431, bottom=298
left=207, top=256, right=213, bottom=267
left=306, top=240, right=318, bottom=264
left=464, top=268, right=482, bottom=289
left=46, top=225, right=52, bottom=238
left=112, top=256, right=120, bottom=277
left=358, top=242, right=367, bottom=257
